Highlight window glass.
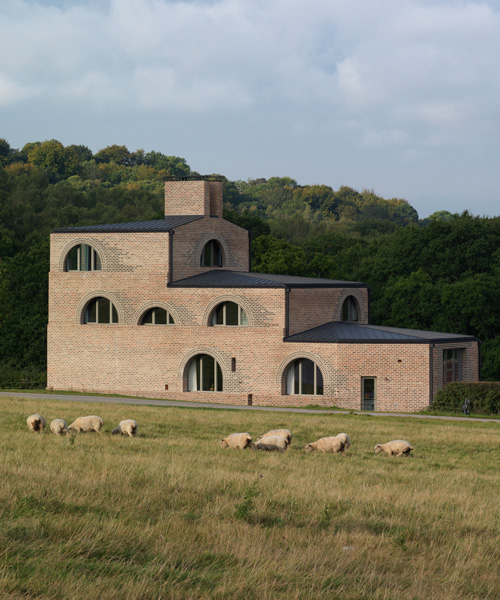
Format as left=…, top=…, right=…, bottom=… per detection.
left=341, top=296, right=358, bottom=322
left=99, top=297, right=110, bottom=323
left=316, top=367, right=324, bottom=395
left=225, top=302, right=239, bottom=325
left=154, top=308, right=167, bottom=324
left=302, top=359, right=315, bottom=395
left=240, top=307, right=248, bottom=326
left=285, top=358, right=324, bottom=395
left=210, top=302, right=248, bottom=326
left=65, top=244, right=101, bottom=272
left=141, top=307, right=173, bottom=325
left=187, top=354, right=222, bottom=392
left=201, top=240, right=222, bottom=267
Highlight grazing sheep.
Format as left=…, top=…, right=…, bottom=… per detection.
left=68, top=415, right=103, bottom=434
left=374, top=440, right=413, bottom=457
left=112, top=419, right=138, bottom=437
left=256, top=429, right=292, bottom=445
left=219, top=432, right=252, bottom=449
left=305, top=436, right=345, bottom=454
left=27, top=414, right=46, bottom=432
left=252, top=435, right=288, bottom=453
left=336, top=432, right=351, bottom=451
left=50, top=419, right=69, bottom=435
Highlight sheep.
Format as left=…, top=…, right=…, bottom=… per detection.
left=219, top=432, right=252, bottom=449
left=68, top=415, right=103, bottom=434
left=256, top=429, right=292, bottom=445
left=252, top=435, right=288, bottom=453
left=305, top=436, right=345, bottom=454
left=336, top=432, right=351, bottom=451
left=50, top=419, right=69, bottom=435
left=112, top=419, right=138, bottom=437
left=374, top=440, right=413, bottom=457
left=27, top=414, right=46, bottom=432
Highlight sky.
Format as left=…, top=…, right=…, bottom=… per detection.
left=1, top=0, right=500, bottom=218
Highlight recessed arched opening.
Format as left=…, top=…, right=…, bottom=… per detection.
left=187, top=354, right=223, bottom=392
left=83, top=297, right=118, bottom=324
left=341, top=295, right=359, bottom=322
left=210, top=301, right=248, bottom=326
left=139, top=307, right=174, bottom=325
left=200, top=239, right=222, bottom=267
left=284, top=358, right=323, bottom=395
left=65, top=244, right=101, bottom=271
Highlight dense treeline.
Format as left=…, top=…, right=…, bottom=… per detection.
left=1, top=138, right=499, bottom=387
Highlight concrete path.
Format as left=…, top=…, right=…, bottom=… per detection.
left=1, top=390, right=499, bottom=424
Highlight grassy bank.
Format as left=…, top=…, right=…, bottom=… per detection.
left=1, top=395, right=499, bottom=599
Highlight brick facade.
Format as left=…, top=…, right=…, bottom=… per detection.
left=47, top=179, right=480, bottom=412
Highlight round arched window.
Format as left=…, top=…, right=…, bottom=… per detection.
left=201, top=240, right=222, bottom=267
left=65, top=244, right=101, bottom=271
left=285, top=358, right=323, bottom=395
left=140, top=307, right=174, bottom=325
left=210, top=302, right=248, bottom=326
left=341, top=296, right=358, bottom=322
left=84, top=297, right=118, bottom=324
left=187, top=354, right=223, bottom=392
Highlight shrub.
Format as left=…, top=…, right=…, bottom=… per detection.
left=432, top=382, right=500, bottom=415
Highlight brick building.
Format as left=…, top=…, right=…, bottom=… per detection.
left=47, top=178, right=480, bottom=412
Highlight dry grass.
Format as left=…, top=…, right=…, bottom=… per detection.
left=1, top=395, right=499, bottom=600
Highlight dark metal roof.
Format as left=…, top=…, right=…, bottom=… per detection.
left=52, top=215, right=203, bottom=233
left=170, top=270, right=367, bottom=289
left=285, top=321, right=479, bottom=344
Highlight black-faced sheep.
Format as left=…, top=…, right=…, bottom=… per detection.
left=256, top=429, right=292, bottom=445
left=68, top=415, right=103, bottom=433
left=27, top=414, right=46, bottom=432
left=252, top=435, right=288, bottom=453
left=219, top=432, right=252, bottom=449
left=305, top=436, right=345, bottom=454
left=374, top=440, right=413, bottom=457
left=112, top=419, right=138, bottom=437
left=50, top=419, right=69, bottom=435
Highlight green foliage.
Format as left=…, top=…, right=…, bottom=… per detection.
left=432, top=382, right=500, bottom=415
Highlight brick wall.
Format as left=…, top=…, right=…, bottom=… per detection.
left=164, top=180, right=223, bottom=218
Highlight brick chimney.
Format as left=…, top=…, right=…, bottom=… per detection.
left=164, top=179, right=223, bottom=218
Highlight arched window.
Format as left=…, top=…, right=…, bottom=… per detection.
left=341, top=296, right=358, bottom=322
left=140, top=307, right=174, bottom=325
left=187, top=354, right=223, bottom=392
left=210, top=302, right=248, bottom=326
left=84, top=297, right=118, bottom=324
left=201, top=240, right=222, bottom=267
left=285, top=358, right=323, bottom=395
left=65, top=244, right=101, bottom=271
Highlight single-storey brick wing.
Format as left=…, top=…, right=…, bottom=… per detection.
left=48, top=178, right=479, bottom=411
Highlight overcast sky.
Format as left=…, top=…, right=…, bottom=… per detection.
left=1, top=0, right=499, bottom=218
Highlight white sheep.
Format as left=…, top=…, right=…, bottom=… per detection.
left=374, top=440, right=413, bottom=457
left=336, top=432, right=351, bottom=451
left=219, top=432, right=252, bottom=449
left=50, top=419, right=69, bottom=435
left=252, top=435, right=289, bottom=453
left=305, top=436, right=345, bottom=454
left=112, top=419, right=138, bottom=437
left=256, top=429, right=292, bottom=445
left=27, top=414, right=46, bottom=432
left=68, top=415, right=103, bottom=433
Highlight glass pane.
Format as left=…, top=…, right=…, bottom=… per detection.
left=81, top=245, right=91, bottom=271
left=168, top=313, right=174, bottom=324
left=240, top=308, right=248, bottom=326
left=316, top=366, right=324, bottom=395
left=225, top=302, right=239, bottom=326
left=188, top=360, right=197, bottom=391
left=202, top=242, right=212, bottom=266
left=286, top=364, right=294, bottom=395
left=154, top=308, right=167, bottom=324
left=362, top=378, right=375, bottom=411
left=143, top=309, right=153, bottom=324
left=98, top=298, right=110, bottom=323
left=112, top=304, right=118, bottom=323
left=86, top=299, right=97, bottom=323
left=294, top=361, right=300, bottom=395
left=94, top=250, right=101, bottom=270
left=342, top=299, right=349, bottom=321
left=301, top=359, right=315, bottom=395
left=215, top=305, right=224, bottom=325
left=201, top=355, right=215, bottom=391
left=214, top=242, right=222, bottom=267
left=349, top=298, right=358, bottom=321
left=66, top=246, right=79, bottom=271
left=216, top=362, right=223, bottom=391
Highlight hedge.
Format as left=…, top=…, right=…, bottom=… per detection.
left=432, top=382, right=500, bottom=415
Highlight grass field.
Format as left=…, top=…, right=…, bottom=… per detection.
left=1, top=395, right=499, bottom=600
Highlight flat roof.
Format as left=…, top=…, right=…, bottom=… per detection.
left=52, top=215, right=203, bottom=233
left=169, top=270, right=367, bottom=289
left=285, top=321, right=479, bottom=344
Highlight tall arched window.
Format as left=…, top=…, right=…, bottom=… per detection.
left=341, top=296, right=358, bottom=322
left=140, top=307, right=174, bottom=325
left=210, top=302, right=248, bottom=326
left=65, top=244, right=101, bottom=271
left=285, top=358, right=323, bottom=395
left=187, top=354, right=223, bottom=392
left=84, top=297, right=118, bottom=324
left=201, top=240, right=222, bottom=267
